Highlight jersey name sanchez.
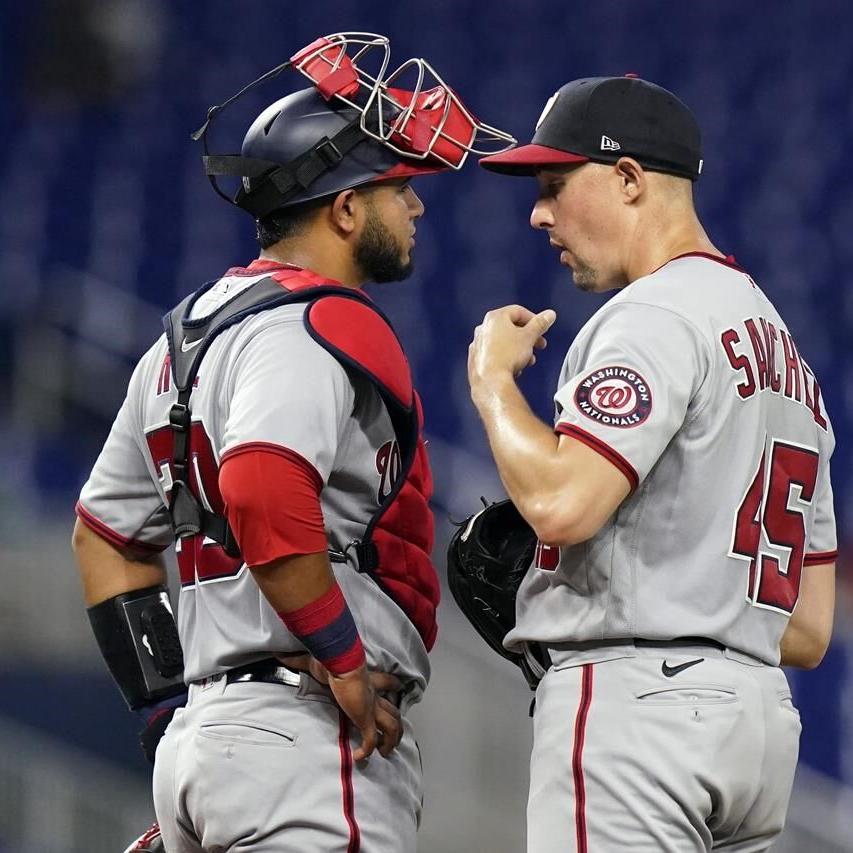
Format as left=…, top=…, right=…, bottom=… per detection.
left=78, top=265, right=430, bottom=691
left=506, top=254, right=837, bottom=666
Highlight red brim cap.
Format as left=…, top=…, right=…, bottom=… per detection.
left=479, top=144, right=589, bottom=175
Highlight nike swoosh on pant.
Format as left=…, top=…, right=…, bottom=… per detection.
left=661, top=658, right=704, bottom=677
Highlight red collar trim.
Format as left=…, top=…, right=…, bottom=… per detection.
left=221, top=259, right=353, bottom=289
left=223, top=259, right=312, bottom=278
left=246, top=259, right=302, bottom=274
left=661, top=251, right=744, bottom=272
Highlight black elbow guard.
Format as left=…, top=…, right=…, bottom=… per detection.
left=87, top=586, right=185, bottom=710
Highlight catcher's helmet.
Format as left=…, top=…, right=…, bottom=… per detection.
left=195, top=32, right=515, bottom=220
left=238, top=87, right=444, bottom=215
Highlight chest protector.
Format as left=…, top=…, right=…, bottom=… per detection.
left=162, top=267, right=439, bottom=651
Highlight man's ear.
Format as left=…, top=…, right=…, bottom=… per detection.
left=614, top=157, right=646, bottom=204
left=330, top=188, right=359, bottom=235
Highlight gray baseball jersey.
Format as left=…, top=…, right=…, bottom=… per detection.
left=505, top=252, right=837, bottom=667
left=78, top=264, right=430, bottom=695
left=510, top=253, right=833, bottom=852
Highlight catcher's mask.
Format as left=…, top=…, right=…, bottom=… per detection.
left=192, top=32, right=516, bottom=219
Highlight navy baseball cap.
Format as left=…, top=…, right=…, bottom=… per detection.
left=480, top=75, right=703, bottom=181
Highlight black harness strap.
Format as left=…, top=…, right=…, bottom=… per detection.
left=163, top=277, right=359, bottom=558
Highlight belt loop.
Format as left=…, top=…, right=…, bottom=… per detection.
left=188, top=672, right=227, bottom=703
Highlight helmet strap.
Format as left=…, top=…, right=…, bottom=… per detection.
left=203, top=113, right=372, bottom=220
left=190, top=60, right=293, bottom=207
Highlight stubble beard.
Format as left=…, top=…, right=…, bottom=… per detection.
left=354, top=202, right=413, bottom=284
left=571, top=257, right=598, bottom=292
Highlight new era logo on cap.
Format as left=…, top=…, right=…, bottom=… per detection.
left=600, top=135, right=621, bottom=151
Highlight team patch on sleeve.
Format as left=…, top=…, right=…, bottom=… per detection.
left=574, top=366, right=652, bottom=428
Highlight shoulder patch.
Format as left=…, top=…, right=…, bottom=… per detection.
left=574, top=365, right=652, bottom=428
left=306, top=296, right=413, bottom=410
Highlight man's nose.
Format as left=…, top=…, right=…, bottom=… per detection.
left=408, top=188, right=425, bottom=219
left=530, top=199, right=553, bottom=230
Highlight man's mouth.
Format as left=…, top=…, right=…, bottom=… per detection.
left=549, top=239, right=572, bottom=266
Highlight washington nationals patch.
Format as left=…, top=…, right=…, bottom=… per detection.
left=574, top=366, right=653, bottom=428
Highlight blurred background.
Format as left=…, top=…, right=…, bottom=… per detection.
left=0, top=1, right=851, bottom=850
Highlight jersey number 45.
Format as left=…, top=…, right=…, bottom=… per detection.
left=730, top=439, right=819, bottom=614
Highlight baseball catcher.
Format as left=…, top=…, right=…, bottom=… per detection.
left=74, top=30, right=516, bottom=853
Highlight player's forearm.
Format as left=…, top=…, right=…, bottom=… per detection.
left=251, top=551, right=366, bottom=675
left=250, top=551, right=339, bottom=612
left=780, top=622, right=830, bottom=669
left=72, top=519, right=167, bottom=606
left=471, top=375, right=584, bottom=544
left=780, top=562, right=835, bottom=669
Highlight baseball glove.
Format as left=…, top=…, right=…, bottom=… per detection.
left=446, top=499, right=550, bottom=689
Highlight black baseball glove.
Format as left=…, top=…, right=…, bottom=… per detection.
left=446, top=499, right=550, bottom=689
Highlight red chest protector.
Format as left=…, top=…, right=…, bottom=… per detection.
left=163, top=266, right=439, bottom=651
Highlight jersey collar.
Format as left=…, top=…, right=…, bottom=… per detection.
left=657, top=251, right=744, bottom=273
left=224, top=258, right=372, bottom=289
left=223, top=258, right=339, bottom=278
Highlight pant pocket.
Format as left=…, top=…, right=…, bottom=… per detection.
left=634, top=685, right=738, bottom=706
left=197, top=720, right=298, bottom=747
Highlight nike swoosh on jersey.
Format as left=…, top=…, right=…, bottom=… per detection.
left=180, top=337, right=202, bottom=352
left=661, top=658, right=704, bottom=677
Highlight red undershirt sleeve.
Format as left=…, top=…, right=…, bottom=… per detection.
left=219, top=444, right=327, bottom=565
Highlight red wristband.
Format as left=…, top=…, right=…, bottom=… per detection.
left=278, top=583, right=365, bottom=675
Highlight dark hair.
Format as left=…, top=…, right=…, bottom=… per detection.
left=255, top=194, right=333, bottom=249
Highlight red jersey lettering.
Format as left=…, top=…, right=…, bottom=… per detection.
left=719, top=318, right=827, bottom=430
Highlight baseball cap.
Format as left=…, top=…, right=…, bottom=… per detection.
left=480, top=75, right=702, bottom=181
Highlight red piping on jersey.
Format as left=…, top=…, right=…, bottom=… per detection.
left=804, top=550, right=838, bottom=566
left=75, top=502, right=165, bottom=553
left=556, top=424, right=640, bottom=493
left=653, top=251, right=745, bottom=275
left=338, top=713, right=361, bottom=853
left=573, top=664, right=593, bottom=853
left=220, top=441, right=324, bottom=494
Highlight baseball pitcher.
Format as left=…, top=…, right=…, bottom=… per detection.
left=465, top=75, right=836, bottom=852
